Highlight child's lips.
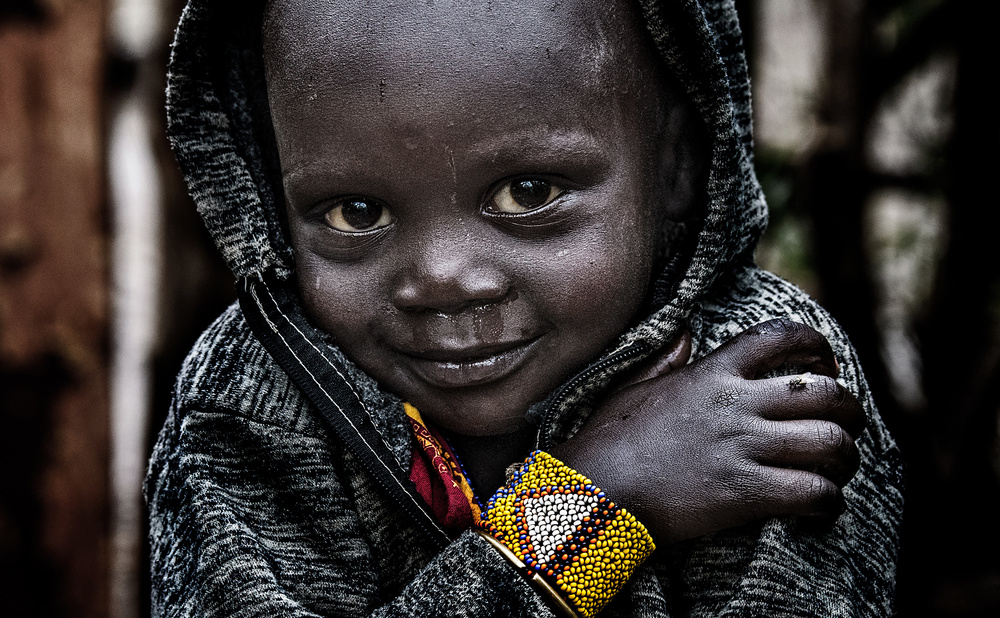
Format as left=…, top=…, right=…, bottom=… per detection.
left=396, top=337, right=542, bottom=389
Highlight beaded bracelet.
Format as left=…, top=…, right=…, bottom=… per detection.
left=477, top=451, right=655, bottom=618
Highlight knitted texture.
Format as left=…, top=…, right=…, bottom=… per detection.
left=148, top=0, right=904, bottom=616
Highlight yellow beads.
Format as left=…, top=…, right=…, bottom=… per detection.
left=478, top=451, right=655, bottom=618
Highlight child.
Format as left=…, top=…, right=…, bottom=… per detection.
left=147, top=0, right=902, bottom=616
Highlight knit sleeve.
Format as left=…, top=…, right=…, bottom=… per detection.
left=145, top=405, right=557, bottom=618
left=660, top=414, right=903, bottom=616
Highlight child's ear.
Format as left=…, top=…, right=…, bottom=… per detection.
left=657, top=100, right=709, bottom=222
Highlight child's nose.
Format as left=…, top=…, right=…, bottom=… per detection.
left=391, top=234, right=510, bottom=314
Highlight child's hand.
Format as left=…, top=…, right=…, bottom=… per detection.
left=550, top=319, right=865, bottom=544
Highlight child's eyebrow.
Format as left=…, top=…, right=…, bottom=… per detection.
left=281, top=128, right=608, bottom=185
left=467, top=128, right=607, bottom=168
left=281, top=154, right=370, bottom=185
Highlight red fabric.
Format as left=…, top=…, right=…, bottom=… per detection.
left=407, top=415, right=477, bottom=532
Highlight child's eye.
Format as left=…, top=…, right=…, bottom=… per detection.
left=488, top=179, right=563, bottom=214
left=324, top=198, right=394, bottom=232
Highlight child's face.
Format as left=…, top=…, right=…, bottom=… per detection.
left=264, top=0, right=689, bottom=436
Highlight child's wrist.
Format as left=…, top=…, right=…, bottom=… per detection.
left=547, top=439, right=642, bottom=525
left=476, top=450, right=655, bottom=618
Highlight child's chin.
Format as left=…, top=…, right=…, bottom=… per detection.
left=407, top=390, right=538, bottom=438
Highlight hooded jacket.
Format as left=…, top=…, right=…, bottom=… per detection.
left=146, top=0, right=904, bottom=616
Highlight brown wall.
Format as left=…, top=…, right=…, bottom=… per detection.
left=0, top=2, right=109, bottom=617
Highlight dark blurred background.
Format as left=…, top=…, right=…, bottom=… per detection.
left=0, top=0, right=996, bottom=616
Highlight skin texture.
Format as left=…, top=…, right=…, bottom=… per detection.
left=263, top=0, right=864, bottom=541
left=552, top=319, right=865, bottom=543
left=263, top=0, right=701, bottom=480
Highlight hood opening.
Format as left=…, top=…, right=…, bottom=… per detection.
left=166, top=0, right=768, bottom=444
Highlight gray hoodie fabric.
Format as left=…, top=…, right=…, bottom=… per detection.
left=146, top=0, right=904, bottom=616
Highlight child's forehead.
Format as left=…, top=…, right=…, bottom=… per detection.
left=263, top=0, right=655, bottom=107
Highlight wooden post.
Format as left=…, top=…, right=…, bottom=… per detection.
left=0, top=2, right=110, bottom=617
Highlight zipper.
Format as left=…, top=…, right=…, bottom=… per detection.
left=536, top=342, right=650, bottom=451
left=239, top=278, right=451, bottom=548
left=273, top=329, right=450, bottom=547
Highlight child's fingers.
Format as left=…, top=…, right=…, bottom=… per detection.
left=750, top=467, right=846, bottom=519
left=751, top=373, right=867, bottom=439
left=618, top=331, right=692, bottom=389
left=752, top=419, right=861, bottom=488
left=717, top=319, right=839, bottom=379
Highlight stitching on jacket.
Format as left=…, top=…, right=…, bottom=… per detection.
left=258, top=284, right=369, bottom=412
left=257, top=282, right=407, bottom=462
left=247, top=281, right=446, bottom=538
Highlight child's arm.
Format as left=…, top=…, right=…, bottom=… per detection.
left=550, top=319, right=865, bottom=544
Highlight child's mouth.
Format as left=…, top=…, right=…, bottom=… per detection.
left=398, top=337, right=542, bottom=389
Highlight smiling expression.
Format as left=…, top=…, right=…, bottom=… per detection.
left=263, top=0, right=696, bottom=436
